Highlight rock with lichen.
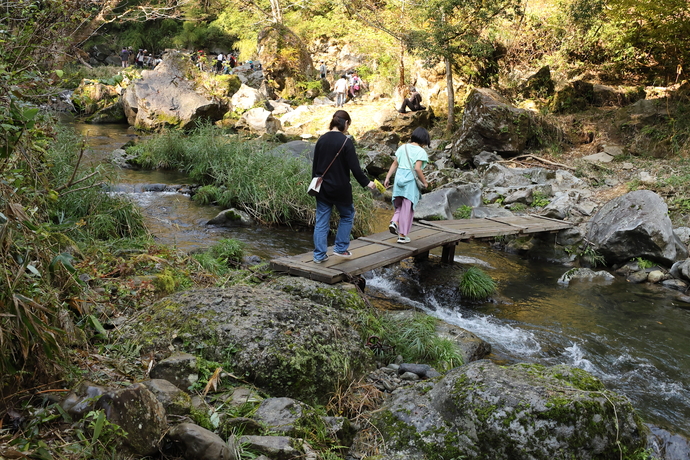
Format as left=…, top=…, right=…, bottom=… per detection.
left=366, top=360, right=647, bottom=459
left=123, top=284, right=375, bottom=406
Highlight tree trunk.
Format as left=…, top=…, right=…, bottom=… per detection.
left=269, top=0, right=283, bottom=23
left=399, top=39, right=406, bottom=88
left=445, top=56, right=455, bottom=133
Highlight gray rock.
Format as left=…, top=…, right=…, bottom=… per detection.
left=557, top=268, right=615, bottom=286
left=150, top=352, right=199, bottom=391
left=253, top=397, right=306, bottom=435
left=235, top=107, right=282, bottom=135
left=414, top=184, right=482, bottom=220
left=239, top=435, right=306, bottom=460
left=231, top=84, right=267, bottom=111
left=97, top=384, right=168, bottom=457
left=473, top=150, right=503, bottom=167
left=586, top=190, right=688, bottom=266
left=627, top=271, right=649, bottom=284
left=647, top=270, right=666, bottom=284
left=168, top=423, right=236, bottom=460
left=674, top=227, right=690, bottom=245
left=207, top=208, right=254, bottom=227
left=582, top=152, right=614, bottom=163
left=370, top=361, right=646, bottom=459
left=398, top=363, right=433, bottom=378
left=602, top=144, right=625, bottom=157
left=140, top=379, right=191, bottom=416
left=61, top=381, right=107, bottom=420
left=471, top=206, right=514, bottom=219
left=399, top=371, right=420, bottom=381
left=662, top=278, right=689, bottom=291
left=450, top=88, right=559, bottom=165
left=122, top=51, right=227, bottom=130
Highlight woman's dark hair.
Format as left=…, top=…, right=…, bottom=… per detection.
left=329, top=110, right=351, bottom=131
left=410, top=127, right=431, bottom=147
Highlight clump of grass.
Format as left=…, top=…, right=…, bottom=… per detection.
left=194, top=238, right=245, bottom=275
left=459, top=266, right=497, bottom=300
left=453, top=205, right=472, bottom=219
left=359, top=312, right=463, bottom=371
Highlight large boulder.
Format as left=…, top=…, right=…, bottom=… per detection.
left=414, top=185, right=482, bottom=220
left=586, top=190, right=688, bottom=266
left=234, top=107, right=282, bottom=135
left=370, top=361, right=646, bottom=459
left=450, top=88, right=557, bottom=165
left=72, top=80, right=120, bottom=115
left=231, top=84, right=267, bottom=111
left=125, top=285, right=375, bottom=406
left=121, top=51, right=228, bottom=130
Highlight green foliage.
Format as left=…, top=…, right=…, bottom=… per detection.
left=531, top=191, right=550, bottom=208
left=131, top=124, right=375, bottom=235
left=459, top=266, right=497, bottom=300
left=453, top=205, right=473, bottom=219
left=635, top=258, right=654, bottom=270
left=407, top=0, right=522, bottom=82
left=360, top=312, right=463, bottom=371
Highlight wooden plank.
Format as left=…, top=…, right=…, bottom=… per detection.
left=530, top=214, right=572, bottom=225
left=269, top=259, right=344, bottom=284
left=418, top=220, right=468, bottom=236
left=485, top=217, right=528, bottom=230
left=327, top=247, right=417, bottom=276
left=359, top=236, right=416, bottom=251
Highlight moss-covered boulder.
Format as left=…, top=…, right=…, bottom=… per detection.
left=72, top=79, right=120, bottom=115
left=126, top=285, right=375, bottom=406
left=369, top=361, right=647, bottom=459
left=450, top=88, right=559, bottom=166
left=257, top=24, right=314, bottom=99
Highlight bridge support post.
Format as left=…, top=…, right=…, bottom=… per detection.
left=414, top=251, right=430, bottom=262
left=441, top=243, right=456, bottom=264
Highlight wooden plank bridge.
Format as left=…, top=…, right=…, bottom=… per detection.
left=269, top=215, right=572, bottom=284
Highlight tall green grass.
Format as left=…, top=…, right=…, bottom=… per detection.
left=130, top=124, right=376, bottom=236
left=359, top=312, right=463, bottom=371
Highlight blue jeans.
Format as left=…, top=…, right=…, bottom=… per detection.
left=313, top=199, right=355, bottom=261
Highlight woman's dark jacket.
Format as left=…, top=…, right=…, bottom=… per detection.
left=311, top=131, right=370, bottom=205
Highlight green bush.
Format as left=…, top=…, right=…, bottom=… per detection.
left=459, top=266, right=497, bottom=300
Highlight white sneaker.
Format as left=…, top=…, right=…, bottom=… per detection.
left=397, top=236, right=411, bottom=244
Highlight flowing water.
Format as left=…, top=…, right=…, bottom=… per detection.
left=76, top=123, right=690, bottom=441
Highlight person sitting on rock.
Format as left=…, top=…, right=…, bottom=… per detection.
left=399, top=86, right=425, bottom=113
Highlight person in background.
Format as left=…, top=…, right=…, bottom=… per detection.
left=311, top=110, right=376, bottom=263
left=398, top=86, right=426, bottom=113
left=319, top=61, right=327, bottom=79
left=334, top=75, right=348, bottom=107
left=215, top=53, right=224, bottom=73
left=120, top=47, right=130, bottom=68
left=349, top=72, right=362, bottom=100
left=383, top=127, right=430, bottom=244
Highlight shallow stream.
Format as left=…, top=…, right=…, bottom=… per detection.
left=76, top=122, right=690, bottom=441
